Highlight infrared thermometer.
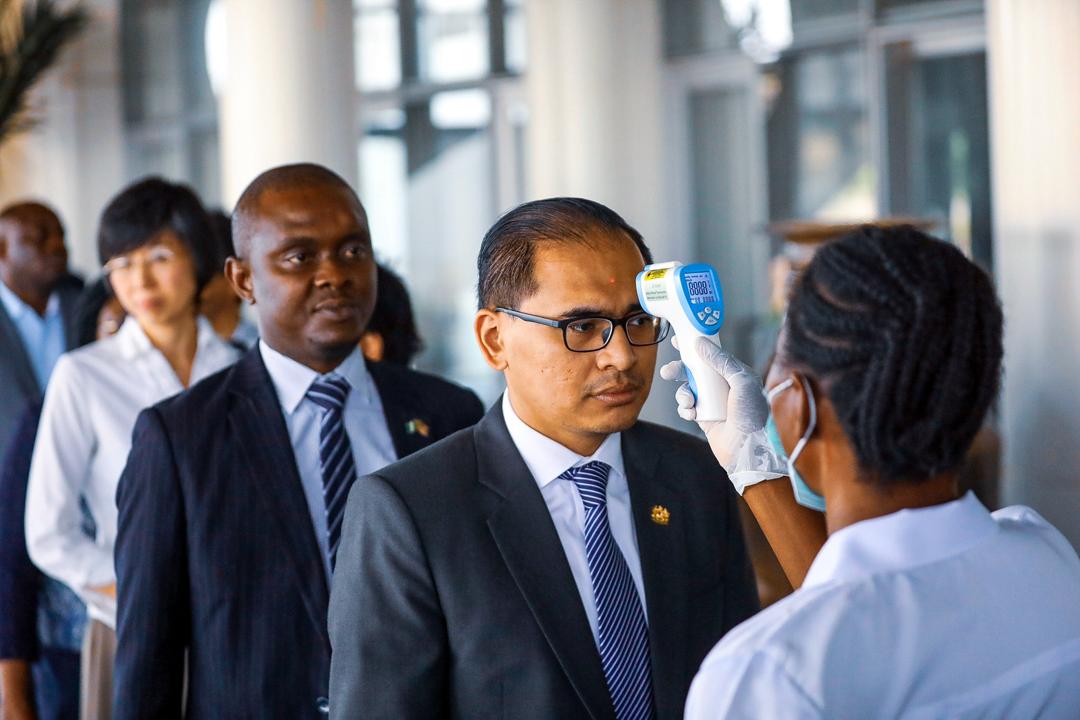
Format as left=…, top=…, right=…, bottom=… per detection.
left=636, top=261, right=729, bottom=422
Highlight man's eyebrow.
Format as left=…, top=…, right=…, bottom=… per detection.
left=558, top=303, right=644, bottom=318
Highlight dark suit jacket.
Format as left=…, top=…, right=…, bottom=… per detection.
left=113, top=348, right=484, bottom=720
left=328, top=402, right=759, bottom=720
left=0, top=275, right=82, bottom=461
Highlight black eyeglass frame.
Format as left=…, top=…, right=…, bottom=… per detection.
left=495, top=306, right=671, bottom=353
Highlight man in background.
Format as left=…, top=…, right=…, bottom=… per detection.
left=113, top=164, right=483, bottom=718
left=0, top=201, right=83, bottom=719
left=0, top=202, right=82, bottom=462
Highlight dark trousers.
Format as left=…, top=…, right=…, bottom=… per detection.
left=32, top=647, right=81, bottom=720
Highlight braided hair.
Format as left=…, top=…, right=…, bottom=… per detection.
left=783, top=225, right=1003, bottom=484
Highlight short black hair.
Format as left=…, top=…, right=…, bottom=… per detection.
left=477, top=197, right=652, bottom=309
left=206, top=209, right=234, bottom=272
left=97, top=177, right=216, bottom=290
left=783, top=224, right=1003, bottom=485
left=366, top=263, right=423, bottom=366
left=231, top=163, right=362, bottom=258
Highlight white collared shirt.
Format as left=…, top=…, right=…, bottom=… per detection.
left=0, top=280, right=66, bottom=387
left=25, top=317, right=240, bottom=628
left=501, top=393, right=647, bottom=643
left=685, top=492, right=1080, bottom=719
left=259, top=341, right=397, bottom=583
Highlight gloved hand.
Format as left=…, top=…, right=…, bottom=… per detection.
left=659, top=337, right=786, bottom=494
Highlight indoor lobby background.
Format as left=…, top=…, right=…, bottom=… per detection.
left=0, top=0, right=1077, bottom=550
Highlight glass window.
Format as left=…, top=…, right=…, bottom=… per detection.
left=790, top=0, right=861, bottom=24
left=504, top=0, right=527, bottom=73
left=661, top=0, right=736, bottom=58
left=122, top=0, right=184, bottom=122
left=355, top=1, right=402, bottom=91
left=885, top=49, right=992, bottom=267
left=767, top=46, right=876, bottom=221
left=417, top=0, right=489, bottom=83
left=121, top=0, right=221, bottom=205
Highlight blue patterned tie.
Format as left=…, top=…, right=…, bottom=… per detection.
left=307, top=374, right=357, bottom=572
left=562, top=461, right=655, bottom=720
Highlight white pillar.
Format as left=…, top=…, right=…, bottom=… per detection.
left=214, top=0, right=357, bottom=207
left=525, top=0, right=667, bottom=254
left=987, top=0, right=1080, bottom=545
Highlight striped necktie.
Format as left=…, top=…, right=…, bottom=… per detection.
left=561, top=461, right=655, bottom=720
left=307, top=374, right=357, bottom=571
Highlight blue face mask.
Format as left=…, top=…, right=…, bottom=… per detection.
left=765, top=376, right=826, bottom=512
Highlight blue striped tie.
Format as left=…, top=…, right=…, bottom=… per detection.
left=562, top=461, right=655, bottom=720
left=307, top=374, right=357, bottom=572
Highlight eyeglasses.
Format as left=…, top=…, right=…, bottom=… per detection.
left=103, top=244, right=178, bottom=279
left=496, top=307, right=671, bottom=353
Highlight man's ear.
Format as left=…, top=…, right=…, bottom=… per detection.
left=475, top=309, right=509, bottom=371
left=225, top=256, right=255, bottom=305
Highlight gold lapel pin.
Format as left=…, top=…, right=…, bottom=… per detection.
left=405, top=419, right=430, bottom=438
left=650, top=505, right=671, bottom=526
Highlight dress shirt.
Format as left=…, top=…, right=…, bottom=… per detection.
left=501, top=393, right=647, bottom=644
left=259, top=341, right=397, bottom=583
left=0, top=280, right=66, bottom=388
left=25, top=317, right=239, bottom=628
left=685, top=492, right=1080, bottom=719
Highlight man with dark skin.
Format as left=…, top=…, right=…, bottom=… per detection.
left=113, top=164, right=483, bottom=719
left=0, top=202, right=82, bottom=720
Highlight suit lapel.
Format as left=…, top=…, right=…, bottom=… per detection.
left=0, top=301, right=41, bottom=397
left=622, top=426, right=692, bottom=719
left=367, top=361, right=429, bottom=458
left=228, top=349, right=330, bottom=650
left=477, top=406, right=616, bottom=720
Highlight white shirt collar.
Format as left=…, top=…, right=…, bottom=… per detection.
left=259, top=340, right=373, bottom=415
left=0, top=279, right=60, bottom=321
left=501, top=392, right=624, bottom=489
left=803, top=491, right=998, bottom=589
left=113, top=315, right=220, bottom=361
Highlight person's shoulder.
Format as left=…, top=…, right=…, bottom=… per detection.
left=697, top=580, right=855, bottom=687
left=627, top=419, right=727, bottom=481
left=376, top=423, right=479, bottom=486
left=150, top=357, right=241, bottom=422
left=993, top=505, right=1080, bottom=568
left=54, top=331, right=124, bottom=375
left=372, top=361, right=480, bottom=402
left=56, top=273, right=84, bottom=294
left=631, top=419, right=710, bottom=453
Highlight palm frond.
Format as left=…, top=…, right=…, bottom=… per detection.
left=0, top=0, right=89, bottom=145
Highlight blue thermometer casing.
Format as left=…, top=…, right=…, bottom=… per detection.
left=636, top=261, right=728, bottom=422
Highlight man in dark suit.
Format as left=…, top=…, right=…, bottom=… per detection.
left=112, top=164, right=483, bottom=719
left=329, top=198, right=759, bottom=719
left=0, top=202, right=82, bottom=462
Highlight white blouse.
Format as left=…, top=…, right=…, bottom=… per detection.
left=24, top=316, right=240, bottom=628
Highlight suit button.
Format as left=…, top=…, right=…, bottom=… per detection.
left=316, top=697, right=329, bottom=715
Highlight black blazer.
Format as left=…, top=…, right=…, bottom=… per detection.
left=0, top=275, right=82, bottom=459
left=328, top=402, right=759, bottom=720
left=113, top=348, right=484, bottom=720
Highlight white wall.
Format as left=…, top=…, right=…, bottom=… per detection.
left=987, top=0, right=1080, bottom=546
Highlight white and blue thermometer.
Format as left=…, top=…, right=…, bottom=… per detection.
left=636, top=261, right=729, bottom=422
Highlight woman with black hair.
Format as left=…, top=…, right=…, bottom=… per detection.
left=665, top=226, right=1080, bottom=717
left=24, top=178, right=240, bottom=719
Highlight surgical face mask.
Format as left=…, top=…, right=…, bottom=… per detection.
left=765, top=375, right=826, bottom=512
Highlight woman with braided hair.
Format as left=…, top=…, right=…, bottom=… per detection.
left=664, top=225, right=1080, bottom=718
